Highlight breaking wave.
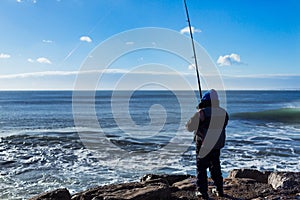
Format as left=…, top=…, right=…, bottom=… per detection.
left=231, top=107, right=300, bottom=123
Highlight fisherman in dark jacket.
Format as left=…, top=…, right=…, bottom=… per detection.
left=186, top=89, right=229, bottom=199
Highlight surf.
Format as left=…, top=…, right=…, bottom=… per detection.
left=231, top=107, right=300, bottom=123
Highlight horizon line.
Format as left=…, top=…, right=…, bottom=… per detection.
left=0, top=88, right=299, bottom=92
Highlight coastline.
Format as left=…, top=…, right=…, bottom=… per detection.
left=29, top=169, right=300, bottom=200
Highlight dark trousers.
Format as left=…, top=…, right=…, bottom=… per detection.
left=196, top=149, right=223, bottom=195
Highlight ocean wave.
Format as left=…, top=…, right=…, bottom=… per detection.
left=231, top=107, right=300, bottom=123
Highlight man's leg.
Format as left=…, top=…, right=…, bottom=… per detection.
left=196, top=156, right=209, bottom=199
left=209, top=149, right=224, bottom=196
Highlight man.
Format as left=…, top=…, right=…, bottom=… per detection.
left=186, top=89, right=229, bottom=199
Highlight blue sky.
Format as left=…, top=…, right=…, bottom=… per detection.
left=0, top=0, right=299, bottom=90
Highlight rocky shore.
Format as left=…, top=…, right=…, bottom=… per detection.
left=29, top=169, right=300, bottom=200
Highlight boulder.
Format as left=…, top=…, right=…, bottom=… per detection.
left=29, top=188, right=71, bottom=200
left=71, top=180, right=170, bottom=200
left=28, top=170, right=300, bottom=200
left=268, top=171, right=300, bottom=191
left=172, top=178, right=196, bottom=191
left=140, top=174, right=192, bottom=185
left=229, top=168, right=270, bottom=183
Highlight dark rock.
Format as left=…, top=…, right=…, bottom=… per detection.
left=268, top=171, right=300, bottom=191
left=172, top=178, right=196, bottom=191
left=71, top=181, right=170, bottom=200
left=29, top=188, right=71, bottom=200
left=140, top=174, right=192, bottom=185
left=218, top=177, right=274, bottom=199
left=29, top=170, right=300, bottom=200
left=229, top=168, right=270, bottom=183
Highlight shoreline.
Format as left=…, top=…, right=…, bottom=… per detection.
left=29, top=169, right=300, bottom=200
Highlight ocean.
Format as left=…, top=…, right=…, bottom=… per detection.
left=0, top=90, right=299, bottom=199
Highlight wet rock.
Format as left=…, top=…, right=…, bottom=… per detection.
left=29, top=170, right=300, bottom=200
left=172, top=177, right=196, bottom=191
left=229, top=168, right=270, bottom=183
left=71, top=181, right=170, bottom=200
left=140, top=174, right=192, bottom=185
left=268, top=171, right=300, bottom=190
left=29, top=188, right=71, bottom=200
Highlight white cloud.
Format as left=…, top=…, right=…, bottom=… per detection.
left=0, top=71, right=76, bottom=79
left=0, top=53, right=11, bottom=59
left=180, top=26, right=201, bottom=34
left=0, top=69, right=127, bottom=79
left=217, top=53, right=241, bottom=66
left=80, top=36, right=92, bottom=43
left=36, top=57, right=52, bottom=64
left=27, top=58, right=35, bottom=63
left=188, top=64, right=195, bottom=70
left=1, top=68, right=298, bottom=90
left=126, top=41, right=134, bottom=45
left=8, top=69, right=296, bottom=81
left=42, top=39, right=53, bottom=43
left=0, top=69, right=192, bottom=80
left=223, top=74, right=300, bottom=79
left=16, top=0, right=37, bottom=3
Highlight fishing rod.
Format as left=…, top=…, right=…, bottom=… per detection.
left=183, top=0, right=203, bottom=100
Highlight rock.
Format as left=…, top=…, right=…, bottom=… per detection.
left=71, top=180, right=170, bottom=200
left=268, top=171, right=300, bottom=191
left=29, top=170, right=300, bottom=200
left=222, top=177, right=274, bottom=199
left=29, top=188, right=71, bottom=200
left=229, top=168, right=270, bottom=183
left=172, top=178, right=196, bottom=191
left=140, top=174, right=192, bottom=185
